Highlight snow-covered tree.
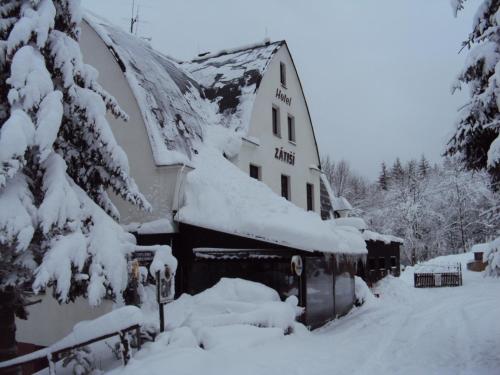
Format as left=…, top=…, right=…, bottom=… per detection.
left=0, top=0, right=149, bottom=362
left=378, top=162, right=389, bottom=190
left=447, top=0, right=500, bottom=188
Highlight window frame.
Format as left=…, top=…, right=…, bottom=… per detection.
left=280, top=62, right=287, bottom=87
left=306, top=183, right=314, bottom=211
left=281, top=174, right=290, bottom=201
left=249, top=164, right=261, bottom=180
left=272, top=105, right=281, bottom=137
left=287, top=114, right=295, bottom=143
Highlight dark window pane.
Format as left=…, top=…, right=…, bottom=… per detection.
left=368, top=258, right=376, bottom=270
left=335, top=260, right=355, bottom=316
left=249, top=164, right=260, bottom=180
left=379, top=257, right=386, bottom=269
left=390, top=256, right=396, bottom=267
left=280, top=62, right=286, bottom=86
left=281, top=175, right=289, bottom=200
left=306, top=183, right=314, bottom=211
left=287, top=115, right=295, bottom=142
left=272, top=107, right=279, bottom=135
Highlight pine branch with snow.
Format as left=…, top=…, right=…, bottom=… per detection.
left=0, top=0, right=150, bottom=321
left=447, top=0, right=500, bottom=188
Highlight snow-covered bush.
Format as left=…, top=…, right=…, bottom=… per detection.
left=484, top=237, right=500, bottom=277
left=0, top=0, right=149, bottom=329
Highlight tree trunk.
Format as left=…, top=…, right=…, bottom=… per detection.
left=0, top=289, right=21, bottom=375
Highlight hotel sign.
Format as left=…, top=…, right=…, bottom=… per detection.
left=276, top=88, right=292, bottom=106
left=275, top=147, right=295, bottom=165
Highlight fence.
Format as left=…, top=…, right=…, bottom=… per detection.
left=414, top=263, right=462, bottom=288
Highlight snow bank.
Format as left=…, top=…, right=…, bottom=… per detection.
left=484, top=237, right=500, bottom=277
left=123, top=218, right=176, bottom=235
left=354, top=276, right=377, bottom=306
left=176, top=141, right=366, bottom=255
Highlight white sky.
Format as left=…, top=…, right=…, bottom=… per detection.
left=83, top=0, right=480, bottom=180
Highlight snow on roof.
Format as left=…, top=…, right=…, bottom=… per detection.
left=175, top=134, right=367, bottom=256
left=181, top=40, right=283, bottom=133
left=470, top=242, right=491, bottom=253
left=333, top=217, right=368, bottom=231
left=332, top=196, right=353, bottom=212
left=123, top=218, right=176, bottom=235
left=84, top=13, right=283, bottom=166
left=363, top=230, right=404, bottom=245
left=84, top=13, right=217, bottom=166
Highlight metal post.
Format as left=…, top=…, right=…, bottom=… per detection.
left=159, top=303, right=165, bottom=333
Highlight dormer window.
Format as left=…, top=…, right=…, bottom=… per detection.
left=280, top=62, right=286, bottom=87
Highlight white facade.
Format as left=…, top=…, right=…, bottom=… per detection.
left=236, top=45, right=321, bottom=212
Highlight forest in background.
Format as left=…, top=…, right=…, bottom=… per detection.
left=322, top=155, right=500, bottom=264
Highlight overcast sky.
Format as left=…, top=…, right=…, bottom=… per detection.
left=84, top=0, right=480, bottom=180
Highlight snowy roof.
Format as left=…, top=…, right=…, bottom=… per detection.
left=84, top=13, right=284, bottom=166
left=84, top=13, right=213, bottom=165
left=363, top=230, right=404, bottom=245
left=470, top=243, right=491, bottom=253
left=175, top=136, right=367, bottom=256
left=181, top=41, right=283, bottom=133
left=332, top=196, right=353, bottom=212
left=333, top=217, right=368, bottom=231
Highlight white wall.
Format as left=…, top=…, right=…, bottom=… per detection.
left=80, top=21, right=184, bottom=225
left=235, top=45, right=322, bottom=213
left=16, top=294, right=112, bottom=347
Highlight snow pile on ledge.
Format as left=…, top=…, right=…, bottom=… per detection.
left=362, top=230, right=404, bottom=244
left=176, top=145, right=366, bottom=255
left=333, top=217, right=368, bottom=231
left=123, top=218, right=176, bottom=235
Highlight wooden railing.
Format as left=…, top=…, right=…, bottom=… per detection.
left=0, top=324, right=140, bottom=374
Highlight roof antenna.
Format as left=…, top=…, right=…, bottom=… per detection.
left=264, top=26, right=270, bottom=44
left=130, top=0, right=138, bottom=34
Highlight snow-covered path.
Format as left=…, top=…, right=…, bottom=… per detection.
left=112, top=265, right=500, bottom=375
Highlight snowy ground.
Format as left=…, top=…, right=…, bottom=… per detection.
left=100, top=253, right=499, bottom=375
left=40, top=253, right=500, bottom=375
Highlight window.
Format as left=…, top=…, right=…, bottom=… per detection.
left=287, top=115, right=295, bottom=142
left=379, top=257, right=386, bottom=270
left=390, top=256, right=397, bottom=268
left=281, top=174, right=290, bottom=200
left=280, top=62, right=286, bottom=87
left=249, top=164, right=261, bottom=180
left=272, top=106, right=280, bottom=136
left=306, top=183, right=314, bottom=211
left=368, top=258, right=376, bottom=271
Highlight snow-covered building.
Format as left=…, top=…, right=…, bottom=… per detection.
left=16, top=13, right=368, bottom=348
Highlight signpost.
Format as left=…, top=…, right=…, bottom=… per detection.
left=156, top=266, right=173, bottom=333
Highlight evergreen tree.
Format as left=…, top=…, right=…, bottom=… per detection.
left=418, top=154, right=430, bottom=178
left=447, top=0, right=500, bottom=188
left=390, top=158, right=404, bottom=183
left=378, top=161, right=389, bottom=190
left=0, top=0, right=149, bottom=363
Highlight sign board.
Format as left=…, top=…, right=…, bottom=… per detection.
left=131, top=250, right=155, bottom=267
left=156, top=268, right=173, bottom=304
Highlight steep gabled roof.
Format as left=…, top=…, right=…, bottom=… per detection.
left=181, top=41, right=284, bottom=133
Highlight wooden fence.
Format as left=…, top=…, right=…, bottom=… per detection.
left=414, top=263, right=462, bottom=288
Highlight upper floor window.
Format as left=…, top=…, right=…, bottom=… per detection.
left=249, top=164, right=261, bottom=180
left=306, top=183, right=314, bottom=211
left=379, top=257, right=386, bottom=270
left=272, top=106, right=280, bottom=137
left=281, top=174, right=290, bottom=200
left=287, top=115, right=295, bottom=143
left=280, top=62, right=286, bottom=87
